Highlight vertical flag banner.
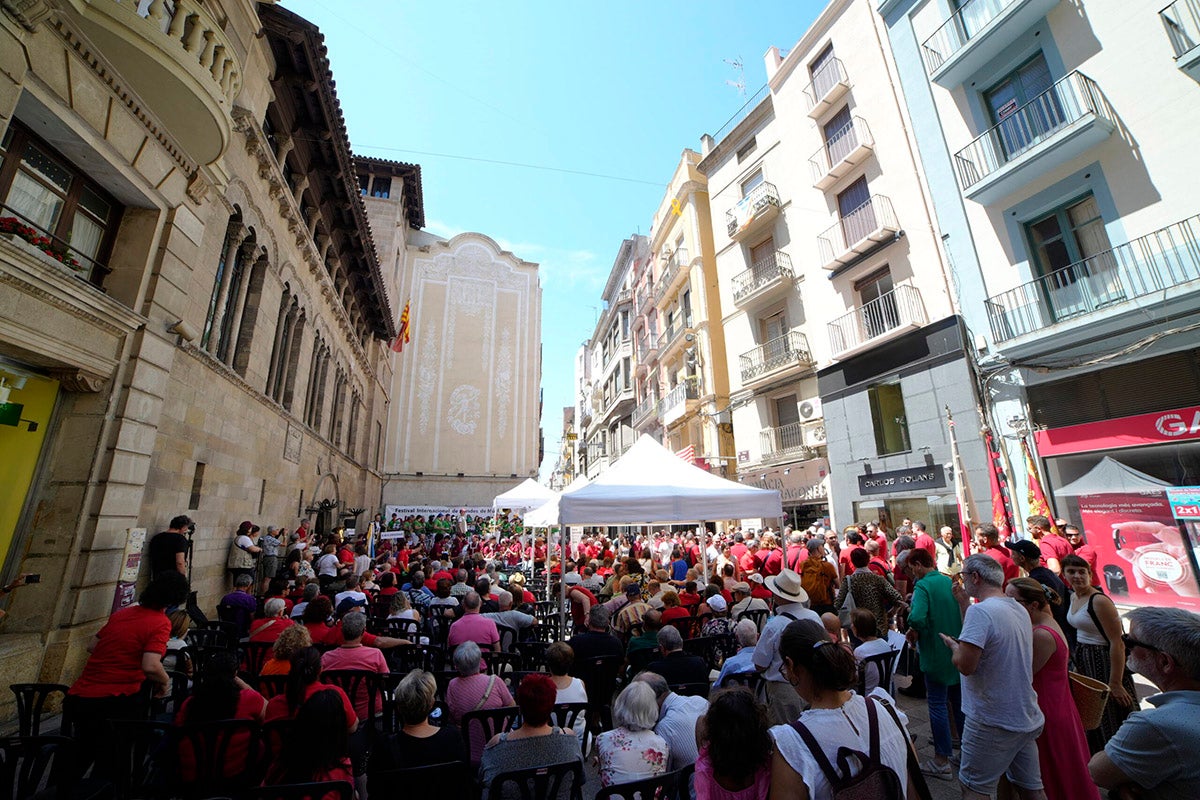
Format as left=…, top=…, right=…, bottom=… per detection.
left=947, top=407, right=977, bottom=550
left=1021, top=438, right=1057, bottom=532
left=985, top=430, right=1013, bottom=541
left=391, top=300, right=411, bottom=353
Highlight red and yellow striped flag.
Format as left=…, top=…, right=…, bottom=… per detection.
left=391, top=300, right=411, bottom=353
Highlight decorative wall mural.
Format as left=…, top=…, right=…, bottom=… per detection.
left=496, top=328, right=513, bottom=438
left=447, top=384, right=481, bottom=435
left=417, top=335, right=438, bottom=434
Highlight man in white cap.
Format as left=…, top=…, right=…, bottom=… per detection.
left=753, top=568, right=822, bottom=724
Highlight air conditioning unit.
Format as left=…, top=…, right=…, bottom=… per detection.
left=803, top=422, right=827, bottom=447
left=798, top=397, right=823, bottom=421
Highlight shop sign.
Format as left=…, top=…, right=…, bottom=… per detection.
left=743, top=458, right=829, bottom=503
left=1035, top=405, right=1200, bottom=457
left=857, top=464, right=946, bottom=496
left=1166, top=487, right=1200, bottom=519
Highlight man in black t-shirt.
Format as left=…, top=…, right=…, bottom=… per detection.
left=148, top=515, right=193, bottom=577
left=566, top=605, right=624, bottom=662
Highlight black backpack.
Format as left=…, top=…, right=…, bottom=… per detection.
left=790, top=696, right=905, bottom=800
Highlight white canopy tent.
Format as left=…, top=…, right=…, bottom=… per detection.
left=524, top=476, right=589, bottom=528
left=492, top=478, right=557, bottom=511
left=1054, top=456, right=1173, bottom=496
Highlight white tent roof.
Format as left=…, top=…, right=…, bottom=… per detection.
left=558, top=434, right=782, bottom=525
left=1055, top=456, right=1173, bottom=497
left=492, top=478, right=557, bottom=510
left=524, top=476, right=591, bottom=528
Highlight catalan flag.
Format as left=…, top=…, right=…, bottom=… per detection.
left=391, top=300, right=411, bottom=353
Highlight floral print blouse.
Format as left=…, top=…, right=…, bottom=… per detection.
left=595, top=727, right=670, bottom=787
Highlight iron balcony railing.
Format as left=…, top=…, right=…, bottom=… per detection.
left=637, top=332, right=659, bottom=362
left=802, top=57, right=849, bottom=111
left=828, top=284, right=927, bottom=356
left=954, top=72, right=1112, bottom=192
left=1162, top=0, right=1200, bottom=58
left=817, top=195, right=899, bottom=264
left=732, top=251, right=794, bottom=304
left=654, top=248, right=689, bottom=303
left=739, top=331, right=813, bottom=384
left=809, top=117, right=874, bottom=182
left=637, top=282, right=655, bottom=314
left=726, top=182, right=782, bottom=238
left=633, top=394, right=659, bottom=427
left=659, top=381, right=699, bottom=415
left=985, top=215, right=1200, bottom=342
left=761, top=421, right=812, bottom=461
left=657, top=314, right=692, bottom=351
left=922, top=0, right=1020, bottom=74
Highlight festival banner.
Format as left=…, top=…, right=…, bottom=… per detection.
left=1021, top=438, right=1058, bottom=533
left=1077, top=491, right=1200, bottom=608
left=985, top=430, right=1013, bottom=541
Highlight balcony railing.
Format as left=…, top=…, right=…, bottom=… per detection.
left=0, top=204, right=110, bottom=285
left=654, top=249, right=689, bottom=303
left=920, top=0, right=1060, bottom=86
left=810, top=117, right=875, bottom=189
left=657, top=314, right=692, bottom=351
left=828, top=284, right=927, bottom=357
left=802, top=58, right=850, bottom=117
left=817, top=195, right=900, bottom=268
left=659, top=381, right=699, bottom=416
left=633, top=394, right=659, bottom=427
left=732, top=251, right=794, bottom=305
left=954, top=72, right=1113, bottom=196
left=739, top=331, right=813, bottom=384
left=637, top=282, right=655, bottom=314
left=637, top=332, right=659, bottom=362
left=985, top=215, right=1200, bottom=343
left=726, top=182, right=782, bottom=239
left=760, top=421, right=814, bottom=461
left=1162, top=0, right=1200, bottom=72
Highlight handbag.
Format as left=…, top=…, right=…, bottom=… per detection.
left=1068, top=671, right=1110, bottom=730
left=838, top=575, right=858, bottom=627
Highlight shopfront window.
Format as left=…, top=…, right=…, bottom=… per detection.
left=853, top=496, right=959, bottom=536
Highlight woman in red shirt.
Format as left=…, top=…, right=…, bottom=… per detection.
left=265, top=688, right=355, bottom=798
left=175, top=650, right=266, bottom=784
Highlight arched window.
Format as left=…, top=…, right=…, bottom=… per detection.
left=201, top=215, right=247, bottom=351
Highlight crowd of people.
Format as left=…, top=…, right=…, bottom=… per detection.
left=48, top=510, right=1200, bottom=800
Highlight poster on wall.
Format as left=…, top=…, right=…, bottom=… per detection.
left=1078, top=491, right=1200, bottom=608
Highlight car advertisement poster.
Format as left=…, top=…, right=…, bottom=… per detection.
left=1077, top=491, right=1200, bottom=609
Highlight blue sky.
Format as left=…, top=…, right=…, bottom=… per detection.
left=286, top=0, right=821, bottom=481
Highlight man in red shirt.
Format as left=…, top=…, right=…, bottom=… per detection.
left=66, top=571, right=189, bottom=776
left=1065, top=524, right=1101, bottom=587
left=758, top=533, right=784, bottom=576
left=974, top=523, right=1019, bottom=585
left=784, top=531, right=807, bottom=573
left=866, top=522, right=890, bottom=561
left=865, top=540, right=893, bottom=581
left=912, top=522, right=938, bottom=560
left=729, top=534, right=749, bottom=567
left=1028, top=514, right=1072, bottom=575
left=838, top=531, right=865, bottom=579
left=564, top=572, right=597, bottom=629
left=248, top=598, right=294, bottom=643
left=748, top=573, right=774, bottom=602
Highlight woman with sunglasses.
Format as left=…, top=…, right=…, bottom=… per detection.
left=1062, top=554, right=1135, bottom=753
left=1007, top=577, right=1098, bottom=800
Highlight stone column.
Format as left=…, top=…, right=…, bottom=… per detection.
left=265, top=292, right=290, bottom=396
left=221, top=246, right=263, bottom=364
left=207, top=222, right=249, bottom=352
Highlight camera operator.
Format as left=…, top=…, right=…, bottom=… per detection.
left=148, top=514, right=194, bottom=578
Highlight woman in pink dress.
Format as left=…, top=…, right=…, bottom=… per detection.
left=1006, top=577, right=1099, bottom=800
left=695, top=687, right=772, bottom=800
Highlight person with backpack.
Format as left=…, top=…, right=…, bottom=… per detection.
left=799, top=539, right=839, bottom=616
left=768, top=618, right=916, bottom=799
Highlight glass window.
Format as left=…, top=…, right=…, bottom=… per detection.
left=740, top=170, right=764, bottom=197
left=1025, top=194, right=1118, bottom=318
left=868, top=379, right=910, bottom=455
left=0, top=124, right=121, bottom=284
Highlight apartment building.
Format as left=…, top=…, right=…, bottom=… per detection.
left=641, top=151, right=735, bottom=476
left=0, top=1, right=415, bottom=711
left=576, top=236, right=642, bottom=479
left=699, top=0, right=990, bottom=532
left=878, top=0, right=1200, bottom=543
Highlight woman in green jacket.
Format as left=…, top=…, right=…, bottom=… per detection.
left=903, top=547, right=965, bottom=780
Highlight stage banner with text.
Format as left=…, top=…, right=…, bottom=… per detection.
left=1078, top=491, right=1200, bottom=609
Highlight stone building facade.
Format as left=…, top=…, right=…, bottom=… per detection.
left=0, top=0, right=418, bottom=719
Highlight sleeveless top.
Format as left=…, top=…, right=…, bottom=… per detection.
left=1066, top=594, right=1107, bottom=647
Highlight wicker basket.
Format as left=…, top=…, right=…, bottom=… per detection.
left=1068, top=671, right=1111, bottom=730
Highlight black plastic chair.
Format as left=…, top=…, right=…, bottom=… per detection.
left=595, top=767, right=683, bottom=800
left=459, top=706, right=520, bottom=766
left=0, top=736, right=80, bottom=800
left=319, top=670, right=383, bottom=728
left=239, top=781, right=353, bottom=800
left=721, top=670, right=764, bottom=696
left=496, top=623, right=519, bottom=653
left=669, top=682, right=710, bottom=699
left=857, top=648, right=899, bottom=696
left=253, top=675, right=288, bottom=700
left=382, top=618, right=420, bottom=641
left=216, top=602, right=252, bottom=640
left=576, top=654, right=621, bottom=739
left=240, top=642, right=274, bottom=678
left=482, top=651, right=522, bottom=679
left=186, top=627, right=236, bottom=653
left=10, top=683, right=70, bottom=737
left=367, top=762, right=470, bottom=798
left=514, top=640, right=549, bottom=670
left=680, top=636, right=723, bottom=671
left=195, top=622, right=239, bottom=648
left=488, top=760, right=584, bottom=800
left=548, top=702, right=588, bottom=732
left=173, top=719, right=265, bottom=797
left=107, top=719, right=174, bottom=800
left=388, top=643, right=443, bottom=674
left=735, top=608, right=768, bottom=630
left=626, top=647, right=656, bottom=678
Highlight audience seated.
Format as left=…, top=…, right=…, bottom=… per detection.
left=595, top=681, right=670, bottom=787
left=372, top=670, right=466, bottom=769
left=478, top=673, right=580, bottom=798
left=446, top=640, right=515, bottom=764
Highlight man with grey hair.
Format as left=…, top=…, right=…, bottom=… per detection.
left=643, top=626, right=708, bottom=687
left=567, top=604, right=623, bottom=661
left=290, top=582, right=320, bottom=619
left=941, top=554, right=1046, bottom=800
left=634, top=671, right=706, bottom=772
left=1089, top=606, right=1200, bottom=799
left=320, top=611, right=389, bottom=719
left=449, top=568, right=472, bottom=599
left=482, top=589, right=536, bottom=637
left=248, top=597, right=294, bottom=643
left=715, top=618, right=759, bottom=687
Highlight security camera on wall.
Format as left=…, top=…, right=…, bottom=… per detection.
left=167, top=319, right=200, bottom=342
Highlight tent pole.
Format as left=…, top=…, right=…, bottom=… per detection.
left=700, top=521, right=708, bottom=583
left=559, top=527, right=567, bottom=642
